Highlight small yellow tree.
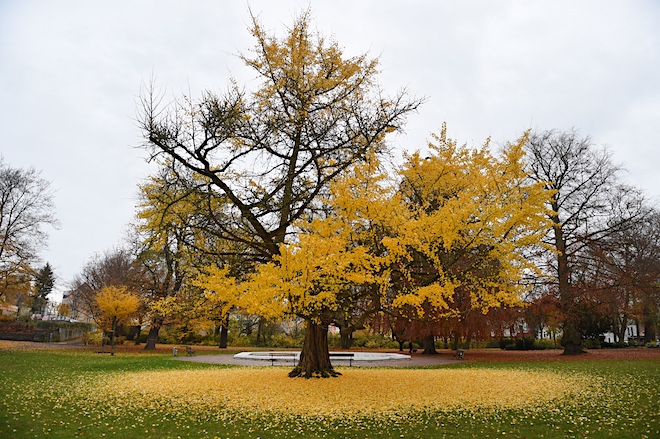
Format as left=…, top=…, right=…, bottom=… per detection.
left=96, top=286, right=140, bottom=355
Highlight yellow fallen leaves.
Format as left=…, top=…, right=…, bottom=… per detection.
left=86, top=367, right=581, bottom=418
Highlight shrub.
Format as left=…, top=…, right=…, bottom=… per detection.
left=534, top=339, right=558, bottom=350
left=583, top=339, right=601, bottom=349
left=500, top=337, right=558, bottom=350
left=270, top=333, right=303, bottom=348
left=327, top=332, right=398, bottom=349
left=83, top=331, right=103, bottom=345
left=484, top=339, right=503, bottom=349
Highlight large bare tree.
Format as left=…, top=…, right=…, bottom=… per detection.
left=585, top=208, right=660, bottom=343
left=0, top=158, right=58, bottom=306
left=525, top=129, right=644, bottom=354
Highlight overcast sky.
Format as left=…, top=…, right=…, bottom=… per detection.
left=1, top=1, right=659, bottom=300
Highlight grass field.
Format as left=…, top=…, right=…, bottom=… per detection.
left=1, top=342, right=658, bottom=438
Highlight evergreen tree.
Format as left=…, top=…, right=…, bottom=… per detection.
left=32, top=262, right=55, bottom=315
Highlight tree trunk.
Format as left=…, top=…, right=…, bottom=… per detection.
left=339, top=328, right=353, bottom=349
left=620, top=315, right=627, bottom=344
left=561, top=319, right=585, bottom=355
left=289, top=320, right=339, bottom=378
left=643, top=311, right=656, bottom=343
left=450, top=329, right=460, bottom=351
left=132, top=325, right=142, bottom=345
left=144, top=321, right=162, bottom=350
left=555, top=221, right=585, bottom=355
left=219, top=324, right=228, bottom=349
left=110, top=316, right=117, bottom=356
left=422, top=334, right=437, bottom=355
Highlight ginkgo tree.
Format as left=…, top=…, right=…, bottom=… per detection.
left=196, top=157, right=399, bottom=377
left=96, top=286, right=140, bottom=356
left=138, top=9, right=421, bottom=371
left=134, top=164, right=202, bottom=350
left=383, top=126, right=552, bottom=352
left=138, top=9, right=420, bottom=261
left=135, top=161, right=258, bottom=349
left=196, top=128, right=552, bottom=376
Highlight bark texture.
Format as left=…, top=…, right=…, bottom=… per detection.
left=144, top=321, right=161, bottom=350
left=218, top=325, right=228, bottom=349
left=289, top=320, right=340, bottom=378
left=422, top=334, right=438, bottom=355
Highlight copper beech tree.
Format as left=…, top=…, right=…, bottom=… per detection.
left=139, top=11, right=421, bottom=376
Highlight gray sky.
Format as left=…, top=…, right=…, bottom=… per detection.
left=1, top=1, right=659, bottom=299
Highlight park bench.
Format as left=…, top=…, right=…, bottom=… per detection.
left=266, top=352, right=298, bottom=365
left=329, top=352, right=356, bottom=366
left=185, top=346, right=196, bottom=356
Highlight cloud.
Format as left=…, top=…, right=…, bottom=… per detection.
left=1, top=0, right=659, bottom=293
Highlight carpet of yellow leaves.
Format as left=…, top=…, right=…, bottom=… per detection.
left=85, top=367, right=581, bottom=418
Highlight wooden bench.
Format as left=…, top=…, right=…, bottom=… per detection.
left=185, top=346, right=196, bottom=356
left=267, top=352, right=298, bottom=365
left=329, top=352, right=356, bottom=366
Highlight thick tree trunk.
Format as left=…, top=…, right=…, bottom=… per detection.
left=422, top=334, right=437, bottom=355
left=219, top=325, right=228, bottom=349
left=561, top=310, right=585, bottom=355
left=643, top=309, right=656, bottom=343
left=289, top=320, right=339, bottom=378
left=554, top=221, right=585, bottom=355
left=561, top=324, right=585, bottom=354
left=144, top=321, right=162, bottom=350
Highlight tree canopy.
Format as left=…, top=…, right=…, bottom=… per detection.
left=138, top=10, right=422, bottom=262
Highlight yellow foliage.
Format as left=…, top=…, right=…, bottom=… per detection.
left=193, top=157, right=395, bottom=322
left=84, top=367, right=583, bottom=418
left=193, top=266, right=244, bottom=318
left=194, top=128, right=551, bottom=325
left=95, top=286, right=139, bottom=322
left=388, top=125, right=552, bottom=317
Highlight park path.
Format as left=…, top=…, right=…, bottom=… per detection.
left=175, top=352, right=458, bottom=367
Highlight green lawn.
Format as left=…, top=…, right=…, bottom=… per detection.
left=0, top=347, right=658, bottom=439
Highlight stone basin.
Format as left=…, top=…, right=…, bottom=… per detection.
left=233, top=351, right=411, bottom=362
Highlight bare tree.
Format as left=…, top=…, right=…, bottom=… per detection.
left=585, top=208, right=660, bottom=343
left=66, top=248, right=139, bottom=323
left=0, top=158, right=58, bottom=306
left=525, top=129, right=644, bottom=354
